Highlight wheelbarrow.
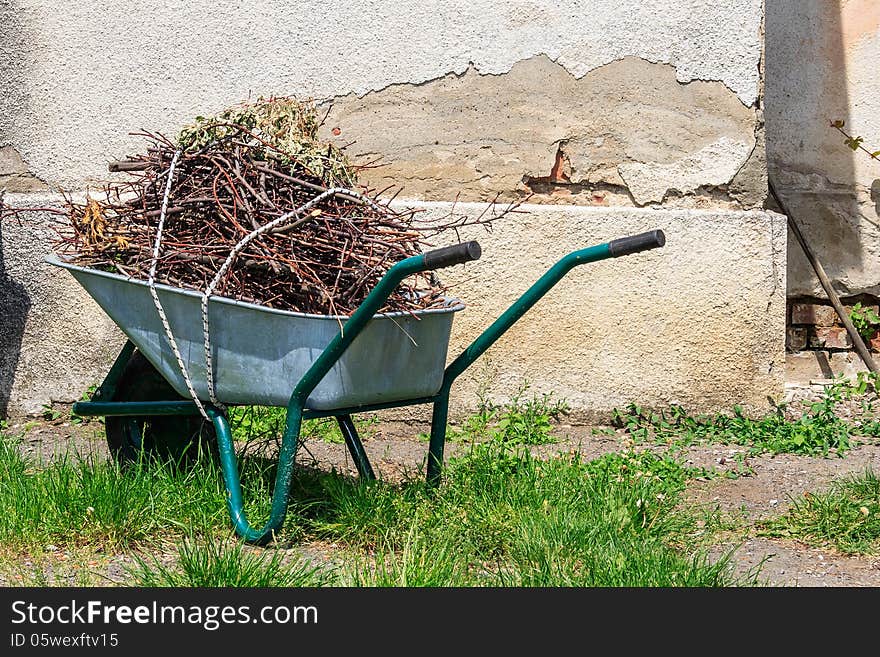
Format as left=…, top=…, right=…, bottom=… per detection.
left=50, top=228, right=666, bottom=544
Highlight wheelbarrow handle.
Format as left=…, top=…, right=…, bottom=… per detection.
left=608, top=229, right=666, bottom=257
left=422, top=241, right=482, bottom=270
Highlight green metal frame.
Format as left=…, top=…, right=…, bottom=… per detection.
left=75, top=241, right=621, bottom=543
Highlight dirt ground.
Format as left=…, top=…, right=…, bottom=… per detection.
left=5, top=383, right=880, bottom=588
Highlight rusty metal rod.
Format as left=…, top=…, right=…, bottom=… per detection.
left=769, top=179, right=879, bottom=374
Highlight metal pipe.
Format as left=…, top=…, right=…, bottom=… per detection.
left=74, top=400, right=202, bottom=417
left=336, top=414, right=376, bottom=480
left=426, top=234, right=664, bottom=484
left=769, top=181, right=879, bottom=374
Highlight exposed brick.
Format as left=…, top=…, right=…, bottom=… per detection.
left=790, top=303, right=840, bottom=327
left=786, top=326, right=807, bottom=352
left=809, top=326, right=852, bottom=350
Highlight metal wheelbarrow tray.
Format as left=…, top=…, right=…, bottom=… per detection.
left=47, top=254, right=463, bottom=410
left=59, top=231, right=666, bottom=544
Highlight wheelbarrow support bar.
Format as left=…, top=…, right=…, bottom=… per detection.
left=215, top=241, right=482, bottom=543
left=425, top=229, right=666, bottom=483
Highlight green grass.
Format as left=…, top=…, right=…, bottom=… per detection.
left=758, top=469, right=880, bottom=555
left=0, top=432, right=277, bottom=551
left=129, top=537, right=330, bottom=587
left=2, top=383, right=803, bottom=587
left=302, top=441, right=747, bottom=586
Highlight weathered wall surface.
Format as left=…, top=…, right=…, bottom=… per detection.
left=1, top=196, right=786, bottom=420
left=0, top=1, right=777, bottom=418
left=1, top=1, right=763, bottom=199
left=318, top=55, right=764, bottom=208
left=766, top=0, right=880, bottom=298
left=0, top=195, right=123, bottom=416
left=404, top=203, right=787, bottom=422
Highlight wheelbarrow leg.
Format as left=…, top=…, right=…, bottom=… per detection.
left=88, top=340, right=136, bottom=402
left=336, top=414, right=375, bottom=480
left=212, top=404, right=303, bottom=545
left=427, top=392, right=450, bottom=486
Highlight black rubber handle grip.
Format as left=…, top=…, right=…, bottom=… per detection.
left=608, top=229, right=666, bottom=257
left=422, top=241, right=482, bottom=270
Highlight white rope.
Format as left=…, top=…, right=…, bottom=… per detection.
left=147, top=149, right=211, bottom=420
left=147, top=161, right=388, bottom=418
left=199, top=186, right=386, bottom=407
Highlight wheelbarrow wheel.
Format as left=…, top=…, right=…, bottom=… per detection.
left=105, top=350, right=218, bottom=468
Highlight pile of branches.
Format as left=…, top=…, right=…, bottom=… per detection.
left=26, top=96, right=519, bottom=315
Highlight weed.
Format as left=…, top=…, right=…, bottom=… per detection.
left=40, top=403, right=63, bottom=423
left=436, top=382, right=569, bottom=446
left=611, top=389, right=856, bottom=457
left=493, top=383, right=570, bottom=445
left=70, top=384, right=99, bottom=425
left=226, top=405, right=377, bottom=446
left=849, top=302, right=880, bottom=341
left=758, top=468, right=880, bottom=554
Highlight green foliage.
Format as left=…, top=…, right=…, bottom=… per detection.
left=849, top=302, right=880, bottom=341
left=40, top=403, right=63, bottom=422
left=611, top=390, right=856, bottom=457
left=831, top=119, right=880, bottom=162
left=225, top=405, right=376, bottom=445
left=226, top=405, right=287, bottom=442
left=70, top=384, right=99, bottom=425
left=759, top=469, right=880, bottom=554
left=39, top=383, right=99, bottom=426
left=177, top=96, right=357, bottom=186
left=845, top=135, right=864, bottom=151
left=441, top=382, right=570, bottom=445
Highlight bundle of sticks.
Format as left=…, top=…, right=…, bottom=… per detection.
left=36, top=96, right=521, bottom=315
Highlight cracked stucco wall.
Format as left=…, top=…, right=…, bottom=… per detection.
left=0, top=0, right=780, bottom=418
left=766, top=0, right=880, bottom=298
left=318, top=55, right=766, bottom=207
left=400, top=203, right=786, bottom=423
left=1, top=0, right=764, bottom=202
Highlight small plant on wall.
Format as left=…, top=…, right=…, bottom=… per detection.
left=830, top=119, right=880, bottom=162
left=849, top=302, right=880, bottom=342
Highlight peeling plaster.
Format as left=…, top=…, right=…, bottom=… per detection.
left=321, top=55, right=760, bottom=207
left=618, top=137, right=754, bottom=205
left=1, top=0, right=763, bottom=188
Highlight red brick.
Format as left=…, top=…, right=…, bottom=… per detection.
left=790, top=303, right=840, bottom=327
left=845, top=303, right=880, bottom=317
left=810, top=326, right=852, bottom=349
